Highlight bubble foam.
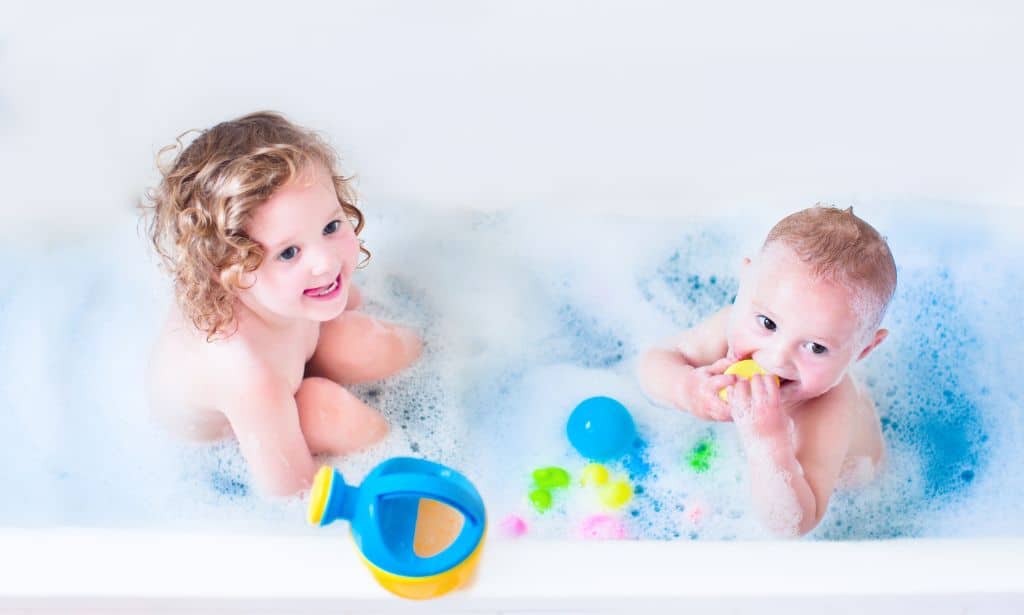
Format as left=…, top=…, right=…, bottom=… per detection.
left=1, top=203, right=1020, bottom=541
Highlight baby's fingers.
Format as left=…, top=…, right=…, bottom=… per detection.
left=706, top=357, right=735, bottom=375
left=749, top=374, right=773, bottom=403
left=702, top=375, right=736, bottom=420
left=707, top=374, right=738, bottom=393
left=729, top=379, right=753, bottom=420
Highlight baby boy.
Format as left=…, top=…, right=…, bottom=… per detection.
left=638, top=206, right=896, bottom=536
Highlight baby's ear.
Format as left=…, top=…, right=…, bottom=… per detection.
left=856, top=328, right=888, bottom=362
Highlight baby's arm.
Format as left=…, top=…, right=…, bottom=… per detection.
left=220, top=364, right=318, bottom=496
left=637, top=307, right=736, bottom=420
left=307, top=311, right=422, bottom=385
left=729, top=375, right=850, bottom=537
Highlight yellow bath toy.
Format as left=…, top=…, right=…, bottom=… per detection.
left=599, top=479, right=633, bottom=509
left=718, top=359, right=780, bottom=401
left=580, top=463, right=610, bottom=487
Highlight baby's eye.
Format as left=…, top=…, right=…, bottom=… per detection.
left=278, top=246, right=299, bottom=261
left=806, top=342, right=828, bottom=355
left=323, top=220, right=342, bottom=235
left=757, top=315, right=777, bottom=331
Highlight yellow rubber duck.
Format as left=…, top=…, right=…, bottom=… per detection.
left=718, top=359, right=781, bottom=401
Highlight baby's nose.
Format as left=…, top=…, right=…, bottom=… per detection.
left=756, top=347, right=789, bottom=375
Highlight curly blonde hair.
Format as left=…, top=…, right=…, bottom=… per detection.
left=143, top=111, right=368, bottom=340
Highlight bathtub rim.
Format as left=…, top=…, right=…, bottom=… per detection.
left=1, top=528, right=1022, bottom=611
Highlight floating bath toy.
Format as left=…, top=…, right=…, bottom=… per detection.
left=532, top=466, right=570, bottom=489
left=307, top=458, right=487, bottom=600
left=580, top=463, right=610, bottom=487
left=580, top=514, right=626, bottom=540
left=566, top=396, right=637, bottom=461
left=718, top=359, right=780, bottom=401
left=500, top=514, right=528, bottom=538
left=527, top=466, right=571, bottom=513
left=687, top=437, right=716, bottom=473
left=529, top=487, right=554, bottom=513
left=599, top=479, right=633, bottom=509
left=577, top=462, right=631, bottom=509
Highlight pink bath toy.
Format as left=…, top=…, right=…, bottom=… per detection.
left=500, top=514, right=528, bottom=538
left=579, top=514, right=626, bottom=540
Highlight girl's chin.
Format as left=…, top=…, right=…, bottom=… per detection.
left=305, top=292, right=349, bottom=321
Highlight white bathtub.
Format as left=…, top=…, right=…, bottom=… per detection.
left=1, top=530, right=1022, bottom=612
left=3, top=2, right=1024, bottom=613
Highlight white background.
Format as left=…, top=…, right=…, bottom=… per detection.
left=2, top=3, right=1024, bottom=612
left=1, top=0, right=1022, bottom=239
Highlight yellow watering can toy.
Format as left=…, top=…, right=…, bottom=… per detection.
left=307, top=457, right=487, bottom=600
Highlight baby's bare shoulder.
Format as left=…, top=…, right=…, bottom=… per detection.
left=846, top=375, right=885, bottom=463
left=671, top=306, right=731, bottom=363
left=793, top=375, right=883, bottom=463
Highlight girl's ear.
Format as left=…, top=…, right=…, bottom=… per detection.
left=857, top=329, right=889, bottom=362
left=237, top=270, right=257, bottom=289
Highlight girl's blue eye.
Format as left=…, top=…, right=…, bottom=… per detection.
left=279, top=246, right=299, bottom=261
left=324, top=220, right=341, bottom=235
left=757, top=315, right=777, bottom=331
left=809, top=342, right=828, bottom=355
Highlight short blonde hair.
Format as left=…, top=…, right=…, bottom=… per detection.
left=143, top=111, right=368, bottom=340
left=763, top=205, right=897, bottom=330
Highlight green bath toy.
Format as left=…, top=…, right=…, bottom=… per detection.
left=532, top=466, right=571, bottom=489
left=529, top=488, right=553, bottom=513
left=528, top=466, right=571, bottom=513
left=687, top=437, right=716, bottom=473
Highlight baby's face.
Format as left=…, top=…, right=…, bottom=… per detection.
left=240, top=165, right=360, bottom=323
left=726, top=242, right=870, bottom=405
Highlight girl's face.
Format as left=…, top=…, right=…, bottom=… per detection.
left=239, top=165, right=360, bottom=324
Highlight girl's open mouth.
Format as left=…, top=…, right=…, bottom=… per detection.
left=303, top=274, right=342, bottom=299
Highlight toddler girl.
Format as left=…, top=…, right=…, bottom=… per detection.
left=144, top=112, right=422, bottom=496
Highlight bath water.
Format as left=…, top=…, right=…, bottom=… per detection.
left=1, top=202, right=1019, bottom=540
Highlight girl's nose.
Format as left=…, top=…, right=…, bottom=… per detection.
left=309, top=247, right=332, bottom=276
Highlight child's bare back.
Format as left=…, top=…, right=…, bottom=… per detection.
left=145, top=112, right=421, bottom=496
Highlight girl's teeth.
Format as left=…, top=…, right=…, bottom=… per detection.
left=316, top=280, right=337, bottom=296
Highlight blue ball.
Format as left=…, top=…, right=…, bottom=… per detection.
left=566, top=396, right=636, bottom=461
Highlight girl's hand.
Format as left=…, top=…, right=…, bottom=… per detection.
left=684, top=357, right=738, bottom=421
left=728, top=373, right=790, bottom=436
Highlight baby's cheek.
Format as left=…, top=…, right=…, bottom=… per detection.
left=802, top=362, right=836, bottom=392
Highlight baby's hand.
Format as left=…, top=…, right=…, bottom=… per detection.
left=684, top=358, right=738, bottom=421
left=728, top=374, right=790, bottom=436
